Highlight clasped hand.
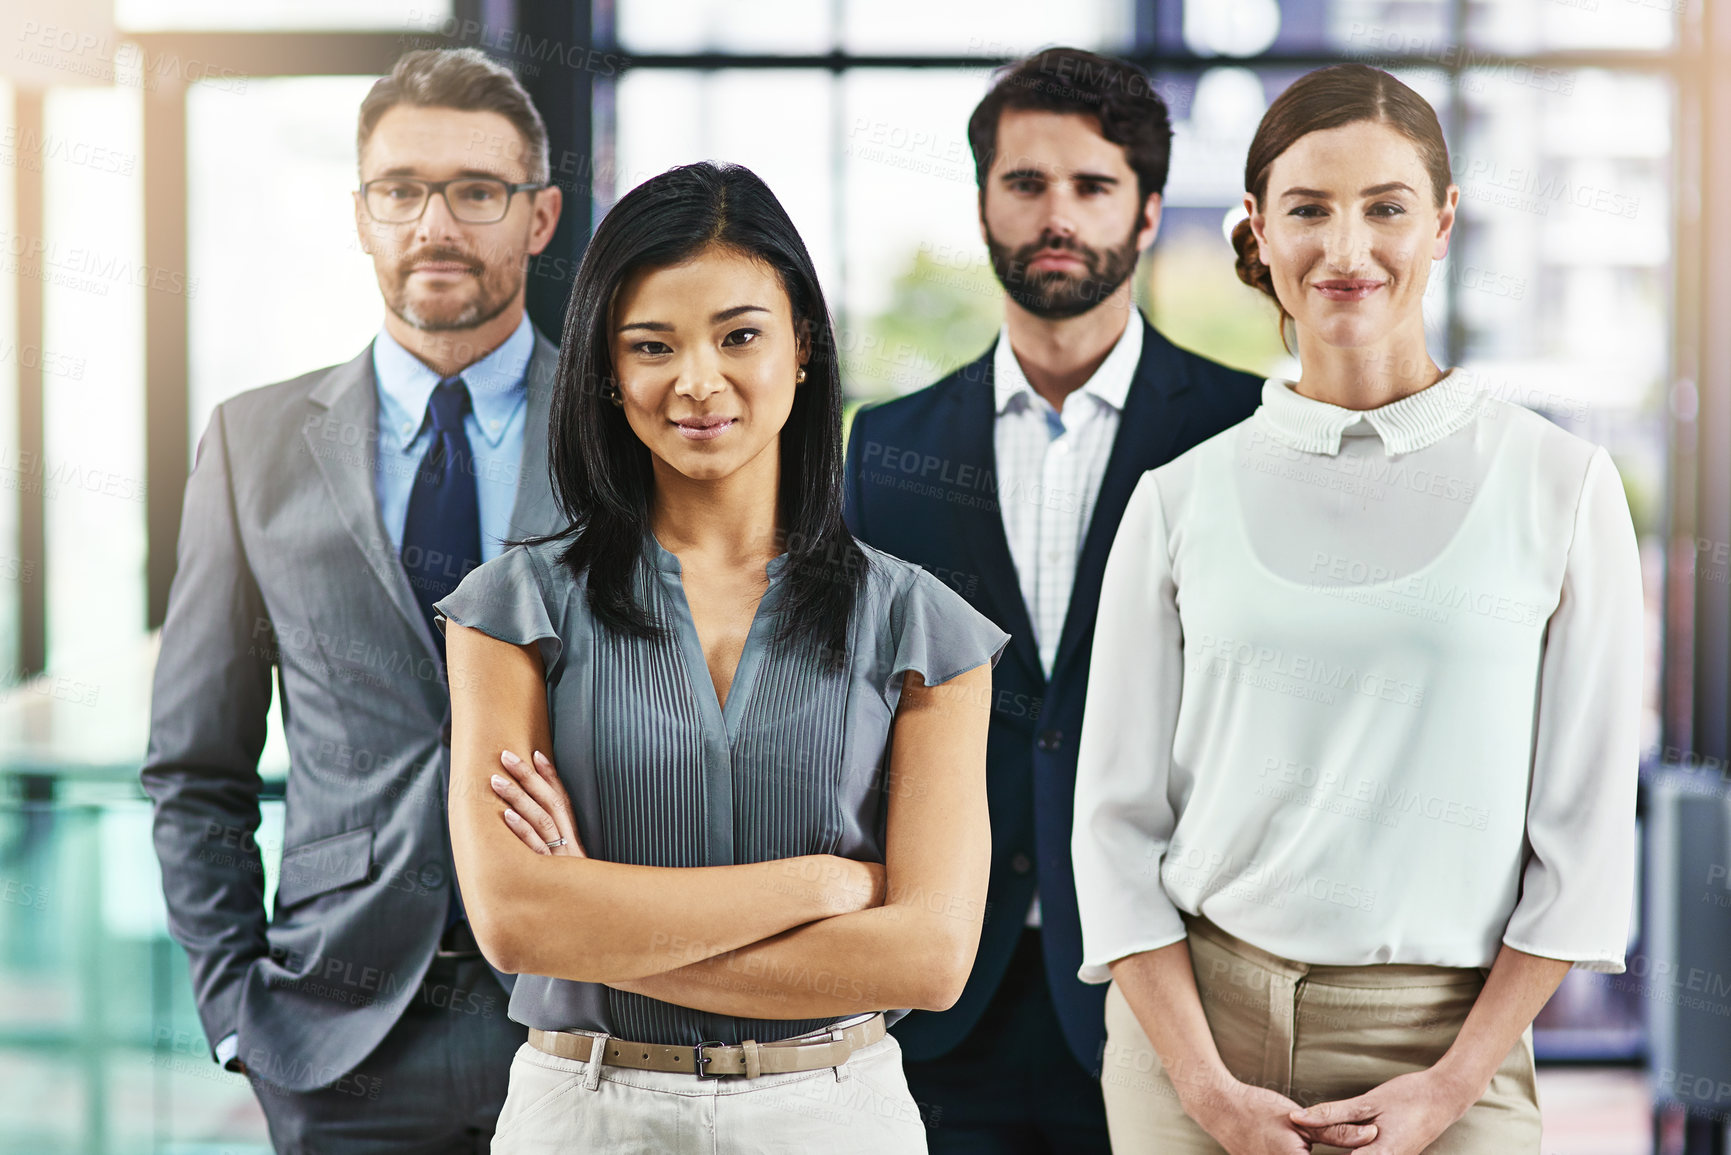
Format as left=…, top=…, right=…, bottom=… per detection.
left=1185, top=1066, right=1479, bottom=1154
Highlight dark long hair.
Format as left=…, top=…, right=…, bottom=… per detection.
left=535, top=161, right=867, bottom=668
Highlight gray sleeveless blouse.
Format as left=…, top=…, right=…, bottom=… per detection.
left=436, top=532, right=1010, bottom=1046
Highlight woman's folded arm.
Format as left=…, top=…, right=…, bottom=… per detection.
left=445, top=623, right=882, bottom=980
left=605, top=663, right=995, bottom=1017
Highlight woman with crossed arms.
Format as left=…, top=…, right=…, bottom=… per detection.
left=1073, top=65, right=1642, bottom=1154
left=437, top=161, right=1007, bottom=1153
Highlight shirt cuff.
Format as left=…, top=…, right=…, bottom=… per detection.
left=215, top=1032, right=239, bottom=1068
left=1078, top=926, right=1190, bottom=985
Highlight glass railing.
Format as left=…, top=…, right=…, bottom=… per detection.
left=0, top=636, right=287, bottom=1153
left=0, top=791, right=282, bottom=1153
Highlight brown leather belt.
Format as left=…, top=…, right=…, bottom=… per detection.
left=527, top=1013, right=885, bottom=1079
left=435, top=920, right=482, bottom=958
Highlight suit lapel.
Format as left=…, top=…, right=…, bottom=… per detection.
left=948, top=346, right=1044, bottom=687
left=508, top=329, right=564, bottom=538
left=305, top=344, right=441, bottom=661
left=1050, top=320, right=1188, bottom=685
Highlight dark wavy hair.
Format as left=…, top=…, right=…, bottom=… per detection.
left=533, top=161, right=867, bottom=668
left=968, top=47, right=1174, bottom=206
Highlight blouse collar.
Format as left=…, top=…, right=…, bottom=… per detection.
left=1253, top=369, right=1485, bottom=456
left=644, top=530, right=791, bottom=578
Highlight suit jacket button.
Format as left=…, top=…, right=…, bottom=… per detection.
left=1036, top=729, right=1062, bottom=752
left=1011, top=852, right=1033, bottom=874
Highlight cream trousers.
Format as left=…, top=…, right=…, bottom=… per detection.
left=489, top=1030, right=929, bottom=1154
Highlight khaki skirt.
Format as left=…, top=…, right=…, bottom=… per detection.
left=1100, top=916, right=1541, bottom=1154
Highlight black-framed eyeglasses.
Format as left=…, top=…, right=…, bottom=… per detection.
left=359, top=177, right=549, bottom=224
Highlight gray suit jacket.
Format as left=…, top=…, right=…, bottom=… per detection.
left=142, top=329, right=564, bottom=1092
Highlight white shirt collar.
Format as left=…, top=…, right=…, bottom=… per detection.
left=1253, top=369, right=1485, bottom=456
left=992, top=312, right=1144, bottom=417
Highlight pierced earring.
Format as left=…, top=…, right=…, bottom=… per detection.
left=601, top=381, right=623, bottom=407
left=795, top=367, right=807, bottom=385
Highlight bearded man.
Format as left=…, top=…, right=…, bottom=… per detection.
left=843, top=47, right=1263, bottom=1155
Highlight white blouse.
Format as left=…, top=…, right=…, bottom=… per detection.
left=1072, top=371, right=1644, bottom=983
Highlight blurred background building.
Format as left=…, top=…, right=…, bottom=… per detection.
left=0, top=0, right=1725, bottom=1151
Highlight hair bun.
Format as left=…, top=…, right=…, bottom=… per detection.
left=1231, top=216, right=1278, bottom=302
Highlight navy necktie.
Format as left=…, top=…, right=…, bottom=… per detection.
left=401, top=377, right=483, bottom=940
left=401, top=376, right=483, bottom=664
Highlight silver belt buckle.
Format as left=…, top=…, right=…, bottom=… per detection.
left=694, top=1039, right=727, bottom=1079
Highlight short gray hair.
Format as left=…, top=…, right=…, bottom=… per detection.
left=357, top=48, right=550, bottom=183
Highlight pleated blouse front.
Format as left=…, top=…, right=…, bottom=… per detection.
left=437, top=530, right=1010, bottom=1047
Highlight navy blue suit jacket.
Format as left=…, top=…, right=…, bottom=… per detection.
left=843, top=317, right=1262, bottom=1072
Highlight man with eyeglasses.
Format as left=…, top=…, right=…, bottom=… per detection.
left=143, top=47, right=563, bottom=1153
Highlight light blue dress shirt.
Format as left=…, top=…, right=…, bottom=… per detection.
left=371, top=312, right=533, bottom=562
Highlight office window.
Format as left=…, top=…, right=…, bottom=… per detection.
left=841, top=69, right=1001, bottom=394
left=114, top=0, right=452, bottom=32
left=0, top=80, right=18, bottom=677
left=1165, top=0, right=1452, bottom=54
left=41, top=86, right=145, bottom=669
left=186, top=76, right=380, bottom=445
left=839, top=0, right=1128, bottom=54
left=610, top=68, right=838, bottom=286
left=616, top=0, right=832, bottom=54
left=610, top=0, right=1136, bottom=402
left=1465, top=0, right=1678, bottom=52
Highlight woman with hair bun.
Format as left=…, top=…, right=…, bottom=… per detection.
left=1073, top=64, right=1642, bottom=1153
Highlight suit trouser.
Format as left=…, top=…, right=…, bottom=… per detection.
left=900, top=929, right=1112, bottom=1154
left=1100, top=915, right=1542, bottom=1154
left=248, top=953, right=526, bottom=1154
